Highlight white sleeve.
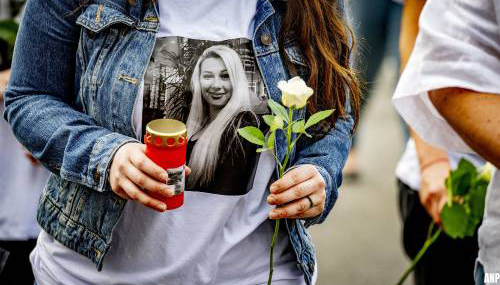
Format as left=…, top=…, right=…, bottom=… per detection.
left=392, top=0, right=500, bottom=153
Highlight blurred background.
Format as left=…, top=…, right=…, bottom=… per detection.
left=310, top=1, right=413, bottom=284
left=311, top=61, right=411, bottom=285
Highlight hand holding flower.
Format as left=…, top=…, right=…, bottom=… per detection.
left=267, top=165, right=326, bottom=219
left=237, top=76, right=334, bottom=285
left=419, top=161, right=451, bottom=224
left=395, top=159, right=492, bottom=285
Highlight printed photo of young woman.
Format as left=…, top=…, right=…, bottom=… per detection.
left=142, top=37, right=269, bottom=195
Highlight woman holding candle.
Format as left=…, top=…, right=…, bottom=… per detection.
left=3, top=0, right=360, bottom=284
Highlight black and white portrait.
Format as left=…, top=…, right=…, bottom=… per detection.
left=142, top=37, right=268, bottom=195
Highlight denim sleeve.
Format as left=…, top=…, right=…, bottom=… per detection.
left=3, top=0, right=138, bottom=192
left=292, top=113, right=354, bottom=228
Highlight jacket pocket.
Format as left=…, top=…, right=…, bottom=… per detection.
left=76, top=3, right=135, bottom=34
left=75, top=3, right=135, bottom=116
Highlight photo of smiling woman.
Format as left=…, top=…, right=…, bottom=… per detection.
left=186, top=45, right=260, bottom=192
left=141, top=38, right=268, bottom=195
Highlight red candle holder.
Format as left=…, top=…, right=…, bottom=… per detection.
left=144, top=119, right=188, bottom=210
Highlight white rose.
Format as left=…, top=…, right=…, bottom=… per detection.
left=277, top=76, right=314, bottom=109
left=479, top=162, right=496, bottom=182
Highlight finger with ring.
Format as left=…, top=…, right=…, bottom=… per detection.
left=306, top=195, right=314, bottom=209
left=289, top=207, right=323, bottom=219
left=269, top=195, right=316, bottom=219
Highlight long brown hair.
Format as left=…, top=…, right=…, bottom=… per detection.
left=80, top=0, right=360, bottom=126
left=280, top=0, right=360, bottom=126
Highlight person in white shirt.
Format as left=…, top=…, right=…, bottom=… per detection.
left=395, top=2, right=481, bottom=284
left=0, top=106, right=49, bottom=284
left=0, top=1, right=50, bottom=283
left=393, top=0, right=500, bottom=284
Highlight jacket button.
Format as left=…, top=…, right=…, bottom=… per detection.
left=260, top=34, right=272, bottom=46
left=87, top=30, right=96, bottom=39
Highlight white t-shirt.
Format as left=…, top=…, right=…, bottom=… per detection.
left=395, top=139, right=421, bottom=190
left=393, top=0, right=500, bottom=153
left=392, top=0, right=487, bottom=190
left=395, top=140, right=485, bottom=191
left=0, top=104, right=50, bottom=240
left=392, top=0, right=500, bottom=273
left=31, top=1, right=309, bottom=284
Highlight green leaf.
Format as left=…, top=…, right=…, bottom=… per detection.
left=457, top=158, right=478, bottom=174
left=450, top=171, right=473, bottom=196
left=449, top=159, right=477, bottom=196
left=467, top=180, right=488, bottom=220
left=0, top=20, right=19, bottom=46
left=273, top=116, right=284, bottom=130
left=292, top=120, right=305, bottom=133
left=305, top=109, right=334, bottom=129
left=263, top=115, right=274, bottom=127
left=464, top=216, right=479, bottom=237
left=267, top=131, right=276, bottom=149
left=263, top=115, right=284, bottom=131
left=0, top=20, right=19, bottom=61
left=268, top=99, right=289, bottom=123
left=237, top=127, right=265, bottom=146
left=256, top=148, right=268, bottom=153
left=441, top=203, right=468, bottom=239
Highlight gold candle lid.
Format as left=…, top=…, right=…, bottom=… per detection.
left=145, top=119, right=188, bottom=147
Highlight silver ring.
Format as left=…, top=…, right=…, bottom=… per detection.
left=306, top=195, right=314, bottom=209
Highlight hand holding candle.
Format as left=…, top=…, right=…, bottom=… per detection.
left=109, top=143, right=176, bottom=212
left=109, top=119, right=190, bottom=212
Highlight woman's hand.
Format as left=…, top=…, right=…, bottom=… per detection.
left=109, top=143, right=190, bottom=212
left=267, top=165, right=326, bottom=219
left=419, top=161, right=450, bottom=224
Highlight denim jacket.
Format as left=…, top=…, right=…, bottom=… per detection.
left=3, top=0, right=353, bottom=283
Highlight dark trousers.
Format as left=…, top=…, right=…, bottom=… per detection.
left=398, top=180, right=479, bottom=285
left=0, top=239, right=37, bottom=285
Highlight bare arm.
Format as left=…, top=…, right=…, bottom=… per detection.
left=401, top=0, right=450, bottom=223
left=429, top=88, right=500, bottom=168
left=399, top=0, right=426, bottom=70
left=400, top=0, right=448, bottom=168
